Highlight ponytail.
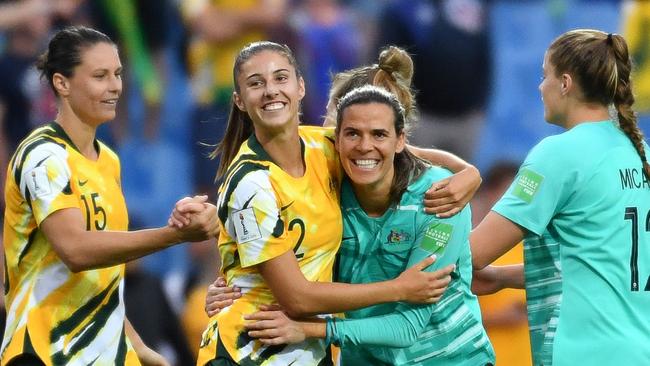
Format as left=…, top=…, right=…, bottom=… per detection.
left=210, top=102, right=254, bottom=179
left=548, top=29, right=650, bottom=182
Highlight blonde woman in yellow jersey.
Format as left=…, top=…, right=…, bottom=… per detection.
left=1, top=26, right=218, bottom=366
left=171, top=41, right=479, bottom=366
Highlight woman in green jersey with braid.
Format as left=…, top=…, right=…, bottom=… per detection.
left=471, top=29, right=650, bottom=365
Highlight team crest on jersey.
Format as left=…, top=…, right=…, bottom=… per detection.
left=386, top=229, right=412, bottom=244
left=233, top=207, right=262, bottom=243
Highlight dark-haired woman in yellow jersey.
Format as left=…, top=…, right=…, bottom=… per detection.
left=2, top=26, right=218, bottom=366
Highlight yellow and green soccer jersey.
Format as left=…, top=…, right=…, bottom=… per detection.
left=2, top=123, right=139, bottom=365
left=197, top=126, right=343, bottom=366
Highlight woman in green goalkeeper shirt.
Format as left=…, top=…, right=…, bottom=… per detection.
left=470, top=29, right=650, bottom=365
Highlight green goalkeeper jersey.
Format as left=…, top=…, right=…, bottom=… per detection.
left=332, top=167, right=495, bottom=366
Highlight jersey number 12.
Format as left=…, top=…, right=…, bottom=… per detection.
left=624, top=207, right=649, bottom=291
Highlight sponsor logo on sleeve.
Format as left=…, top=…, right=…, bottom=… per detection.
left=420, top=223, right=453, bottom=254
left=232, top=207, right=262, bottom=243
left=25, top=166, right=52, bottom=198
left=512, top=168, right=544, bottom=203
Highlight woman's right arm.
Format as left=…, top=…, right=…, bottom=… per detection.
left=257, top=250, right=453, bottom=317
left=20, top=144, right=218, bottom=272
left=470, top=211, right=526, bottom=270
left=41, top=202, right=217, bottom=272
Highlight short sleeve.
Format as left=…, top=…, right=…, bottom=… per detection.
left=18, top=143, right=78, bottom=225
left=223, top=171, right=292, bottom=267
left=493, top=137, right=575, bottom=236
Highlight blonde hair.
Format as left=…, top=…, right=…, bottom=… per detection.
left=324, top=46, right=417, bottom=130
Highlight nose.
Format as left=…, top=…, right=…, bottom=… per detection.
left=356, top=135, right=373, bottom=153
left=264, top=82, right=279, bottom=98
left=110, top=74, right=122, bottom=95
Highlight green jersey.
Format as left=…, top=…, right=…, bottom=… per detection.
left=493, top=120, right=650, bottom=365
left=332, top=167, right=494, bottom=366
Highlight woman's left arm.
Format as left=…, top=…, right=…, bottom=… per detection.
left=246, top=211, right=466, bottom=348
left=408, top=145, right=481, bottom=217
left=470, top=211, right=525, bottom=270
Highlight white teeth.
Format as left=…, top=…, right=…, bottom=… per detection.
left=354, top=159, right=378, bottom=168
left=263, top=102, right=284, bottom=111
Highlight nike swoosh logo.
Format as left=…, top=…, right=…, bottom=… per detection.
left=78, top=179, right=88, bottom=186
left=281, top=201, right=294, bottom=211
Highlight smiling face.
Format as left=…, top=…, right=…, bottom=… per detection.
left=56, top=42, right=122, bottom=126
left=336, top=102, right=406, bottom=194
left=233, top=50, right=305, bottom=136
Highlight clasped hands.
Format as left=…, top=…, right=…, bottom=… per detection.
left=168, top=195, right=220, bottom=242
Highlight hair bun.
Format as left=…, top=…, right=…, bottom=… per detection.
left=378, top=46, right=414, bottom=83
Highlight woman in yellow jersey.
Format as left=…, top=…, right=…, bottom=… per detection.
left=1, top=26, right=218, bottom=366
left=171, top=41, right=480, bottom=366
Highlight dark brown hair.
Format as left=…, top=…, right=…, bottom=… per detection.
left=336, top=85, right=427, bottom=205
left=36, top=26, right=115, bottom=95
left=548, top=29, right=649, bottom=181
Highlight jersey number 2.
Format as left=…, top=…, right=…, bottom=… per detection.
left=624, top=207, right=649, bottom=291
left=289, top=218, right=305, bottom=259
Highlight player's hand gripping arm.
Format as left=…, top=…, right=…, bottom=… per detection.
left=408, top=146, right=482, bottom=217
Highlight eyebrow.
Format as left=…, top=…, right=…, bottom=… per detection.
left=245, top=68, right=291, bottom=80
left=342, top=126, right=389, bottom=133
left=92, top=66, right=122, bottom=73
